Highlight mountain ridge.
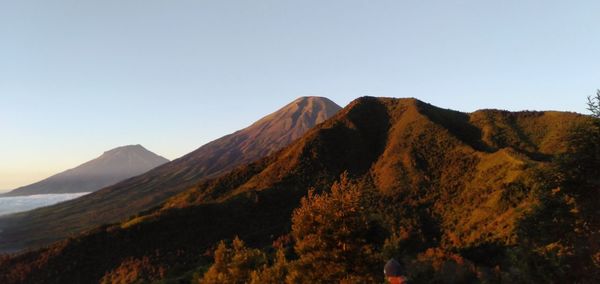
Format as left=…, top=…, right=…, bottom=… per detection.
left=1, top=97, right=597, bottom=283
left=0, top=96, right=341, bottom=252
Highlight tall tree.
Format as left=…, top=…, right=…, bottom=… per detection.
left=287, top=174, right=382, bottom=283
left=200, top=237, right=267, bottom=284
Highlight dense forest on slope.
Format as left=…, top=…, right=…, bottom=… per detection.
left=1, top=97, right=598, bottom=283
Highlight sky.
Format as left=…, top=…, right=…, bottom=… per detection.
left=1, top=0, right=599, bottom=190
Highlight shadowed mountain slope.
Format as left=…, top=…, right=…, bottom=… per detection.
left=0, top=97, right=341, bottom=252
left=2, top=145, right=169, bottom=196
left=1, top=97, right=596, bottom=283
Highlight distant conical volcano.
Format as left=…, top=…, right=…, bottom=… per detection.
left=171, top=96, right=341, bottom=179
left=2, top=145, right=169, bottom=196
left=0, top=97, right=341, bottom=251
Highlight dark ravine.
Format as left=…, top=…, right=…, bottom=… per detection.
left=1, top=97, right=597, bottom=283
left=0, top=96, right=341, bottom=252
left=2, top=144, right=169, bottom=196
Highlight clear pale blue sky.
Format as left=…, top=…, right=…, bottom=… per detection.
left=1, top=0, right=599, bottom=190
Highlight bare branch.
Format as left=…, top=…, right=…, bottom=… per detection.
left=587, top=90, right=600, bottom=118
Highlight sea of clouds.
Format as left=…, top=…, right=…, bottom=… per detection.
left=0, top=192, right=89, bottom=216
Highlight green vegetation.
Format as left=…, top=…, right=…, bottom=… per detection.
left=1, top=97, right=599, bottom=283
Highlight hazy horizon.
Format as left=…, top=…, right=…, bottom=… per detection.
left=2, top=0, right=599, bottom=189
